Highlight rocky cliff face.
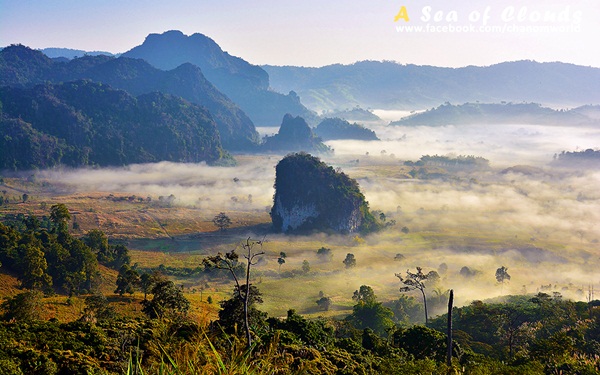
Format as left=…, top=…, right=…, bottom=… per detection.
left=270, top=153, right=377, bottom=234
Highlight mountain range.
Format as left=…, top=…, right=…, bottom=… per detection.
left=390, top=102, right=600, bottom=127
left=122, top=30, right=316, bottom=126
left=264, top=61, right=600, bottom=112
left=0, top=44, right=258, bottom=150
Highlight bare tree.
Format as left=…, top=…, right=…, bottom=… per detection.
left=396, top=267, right=439, bottom=324
left=203, top=237, right=265, bottom=349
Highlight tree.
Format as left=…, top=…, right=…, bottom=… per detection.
left=396, top=267, right=439, bottom=324
left=114, top=265, right=140, bottom=296
left=343, top=253, right=356, bottom=269
left=316, top=247, right=332, bottom=262
left=21, top=193, right=29, bottom=203
left=212, top=212, right=232, bottom=231
left=142, top=280, right=190, bottom=318
left=347, top=285, right=394, bottom=335
left=82, top=293, right=116, bottom=321
left=277, top=251, right=286, bottom=271
left=496, top=266, right=511, bottom=293
left=50, top=203, right=71, bottom=230
left=18, top=243, right=52, bottom=291
left=139, top=271, right=165, bottom=301
left=203, top=237, right=265, bottom=349
left=84, top=229, right=110, bottom=262
left=316, top=296, right=332, bottom=311
left=302, top=260, right=310, bottom=274
left=217, top=284, right=267, bottom=335
left=1, top=290, right=44, bottom=321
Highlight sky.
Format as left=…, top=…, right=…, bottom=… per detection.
left=1, top=0, right=599, bottom=68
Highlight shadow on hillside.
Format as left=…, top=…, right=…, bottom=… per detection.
left=128, top=223, right=274, bottom=253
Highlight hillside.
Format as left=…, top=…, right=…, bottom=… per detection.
left=0, top=81, right=227, bottom=169
left=0, top=45, right=259, bottom=150
left=122, top=30, right=317, bottom=126
left=389, top=102, right=599, bottom=126
left=270, top=152, right=378, bottom=233
left=263, top=60, right=600, bottom=111
left=314, top=117, right=379, bottom=141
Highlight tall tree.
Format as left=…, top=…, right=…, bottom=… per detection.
left=203, top=237, right=265, bottom=349
left=496, top=266, right=511, bottom=293
left=114, top=265, right=140, bottom=296
left=396, top=267, right=439, bottom=324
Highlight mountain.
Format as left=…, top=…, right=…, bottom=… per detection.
left=389, top=102, right=600, bottom=126
left=261, top=114, right=331, bottom=154
left=263, top=60, right=600, bottom=111
left=314, top=118, right=379, bottom=141
left=0, top=45, right=258, bottom=150
left=122, top=30, right=316, bottom=126
left=0, top=81, right=228, bottom=170
left=270, top=153, right=378, bottom=234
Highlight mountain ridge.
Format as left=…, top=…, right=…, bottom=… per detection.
left=263, top=60, right=600, bottom=112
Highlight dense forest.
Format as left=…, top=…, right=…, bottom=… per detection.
left=0, top=80, right=229, bottom=170
left=0, top=44, right=259, bottom=150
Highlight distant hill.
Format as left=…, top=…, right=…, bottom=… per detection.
left=325, top=107, right=381, bottom=122
left=314, top=118, right=379, bottom=141
left=261, top=114, right=331, bottom=154
left=0, top=81, right=228, bottom=170
left=263, top=60, right=600, bottom=111
left=40, top=48, right=117, bottom=59
left=0, top=45, right=258, bottom=150
left=122, top=30, right=316, bottom=126
left=389, top=102, right=600, bottom=126
left=271, top=153, right=378, bottom=233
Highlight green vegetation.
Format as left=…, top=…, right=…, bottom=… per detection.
left=314, top=117, right=379, bottom=141
left=0, top=80, right=228, bottom=170
left=271, top=152, right=380, bottom=234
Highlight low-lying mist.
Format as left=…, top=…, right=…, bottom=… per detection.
left=34, top=123, right=600, bottom=313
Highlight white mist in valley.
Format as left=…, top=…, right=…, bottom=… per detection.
left=35, top=121, right=600, bottom=313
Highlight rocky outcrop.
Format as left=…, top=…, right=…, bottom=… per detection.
left=261, top=114, right=331, bottom=154
left=270, top=153, right=378, bottom=234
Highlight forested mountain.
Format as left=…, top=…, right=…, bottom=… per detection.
left=0, top=45, right=258, bottom=149
left=390, top=102, right=600, bottom=126
left=122, top=30, right=317, bottom=126
left=0, top=81, right=227, bottom=170
left=264, top=60, right=600, bottom=111
left=271, top=152, right=379, bottom=234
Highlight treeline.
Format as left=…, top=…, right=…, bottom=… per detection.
left=0, top=204, right=129, bottom=294
left=554, top=149, right=600, bottom=167
left=404, top=154, right=490, bottom=168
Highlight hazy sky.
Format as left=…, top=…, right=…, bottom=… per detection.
left=1, top=0, right=599, bottom=68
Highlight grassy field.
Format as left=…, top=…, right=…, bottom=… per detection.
left=1, top=153, right=598, bottom=322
